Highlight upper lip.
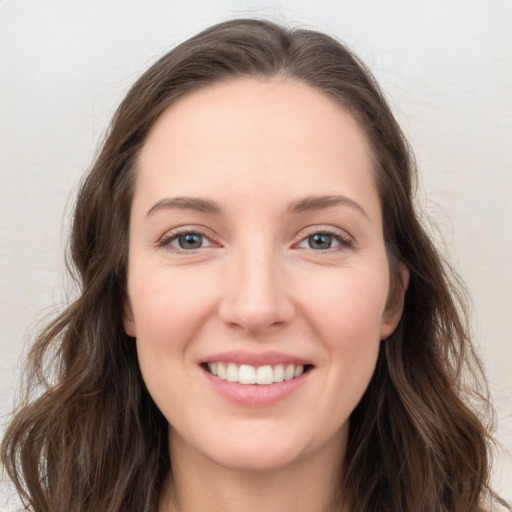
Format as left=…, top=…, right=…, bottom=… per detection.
left=202, top=350, right=313, bottom=367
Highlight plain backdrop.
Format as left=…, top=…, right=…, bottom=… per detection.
left=1, top=0, right=511, bottom=507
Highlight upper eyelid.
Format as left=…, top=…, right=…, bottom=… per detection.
left=292, top=226, right=355, bottom=254
left=158, top=224, right=217, bottom=239
left=294, top=224, right=353, bottom=241
left=156, top=226, right=220, bottom=248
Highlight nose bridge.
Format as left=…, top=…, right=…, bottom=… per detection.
left=219, top=235, right=293, bottom=333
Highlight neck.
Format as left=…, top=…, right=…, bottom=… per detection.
left=160, top=430, right=349, bottom=512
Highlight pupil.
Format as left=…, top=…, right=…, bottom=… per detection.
left=179, top=233, right=202, bottom=249
left=309, top=233, right=332, bottom=250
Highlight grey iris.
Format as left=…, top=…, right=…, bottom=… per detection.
left=309, top=233, right=332, bottom=250
left=179, top=233, right=203, bottom=249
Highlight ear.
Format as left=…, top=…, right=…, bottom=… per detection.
left=123, top=297, right=137, bottom=337
left=380, top=263, right=409, bottom=340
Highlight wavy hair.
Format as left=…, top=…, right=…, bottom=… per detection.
left=2, top=18, right=507, bottom=512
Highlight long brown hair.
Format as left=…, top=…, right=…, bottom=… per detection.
left=2, top=18, right=507, bottom=512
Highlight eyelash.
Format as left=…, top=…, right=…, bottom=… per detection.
left=156, top=227, right=353, bottom=253
left=296, top=227, right=353, bottom=252
left=156, top=229, right=218, bottom=253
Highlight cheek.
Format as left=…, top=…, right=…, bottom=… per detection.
left=129, top=266, right=219, bottom=345
left=302, top=267, right=387, bottom=396
left=304, top=267, right=389, bottom=345
left=130, top=268, right=219, bottom=421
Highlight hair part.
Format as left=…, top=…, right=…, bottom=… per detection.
left=2, top=18, right=506, bottom=512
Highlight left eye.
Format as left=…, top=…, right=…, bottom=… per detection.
left=168, top=232, right=213, bottom=250
left=298, top=232, right=345, bottom=251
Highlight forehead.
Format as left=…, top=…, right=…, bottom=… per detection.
left=135, top=77, right=379, bottom=216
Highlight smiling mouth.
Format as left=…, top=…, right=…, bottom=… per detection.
left=202, top=362, right=313, bottom=385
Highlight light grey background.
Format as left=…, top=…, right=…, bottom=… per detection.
left=1, top=0, right=511, bottom=506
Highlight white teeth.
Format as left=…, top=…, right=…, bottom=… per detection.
left=273, top=364, right=284, bottom=383
left=217, top=362, right=226, bottom=380
left=256, top=365, right=274, bottom=385
left=294, top=365, right=304, bottom=378
left=206, top=362, right=307, bottom=385
left=226, top=363, right=238, bottom=382
left=239, top=364, right=256, bottom=384
left=284, top=364, right=295, bottom=381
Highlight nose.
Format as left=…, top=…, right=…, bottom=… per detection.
left=218, top=245, right=295, bottom=334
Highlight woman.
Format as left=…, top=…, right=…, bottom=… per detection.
left=1, top=18, right=507, bottom=512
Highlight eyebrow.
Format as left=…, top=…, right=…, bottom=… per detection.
left=146, top=194, right=369, bottom=219
left=147, top=197, right=220, bottom=216
left=287, top=195, right=369, bottom=219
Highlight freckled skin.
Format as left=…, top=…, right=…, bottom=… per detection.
left=123, top=78, right=406, bottom=511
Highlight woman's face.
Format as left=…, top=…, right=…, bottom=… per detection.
left=124, top=78, right=405, bottom=472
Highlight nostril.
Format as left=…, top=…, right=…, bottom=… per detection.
left=218, top=301, right=295, bottom=334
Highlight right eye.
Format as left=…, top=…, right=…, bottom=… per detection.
left=158, top=231, right=215, bottom=252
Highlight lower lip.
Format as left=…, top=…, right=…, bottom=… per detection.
left=201, top=367, right=311, bottom=407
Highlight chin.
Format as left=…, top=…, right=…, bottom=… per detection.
left=196, top=420, right=339, bottom=474
left=207, top=443, right=305, bottom=473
